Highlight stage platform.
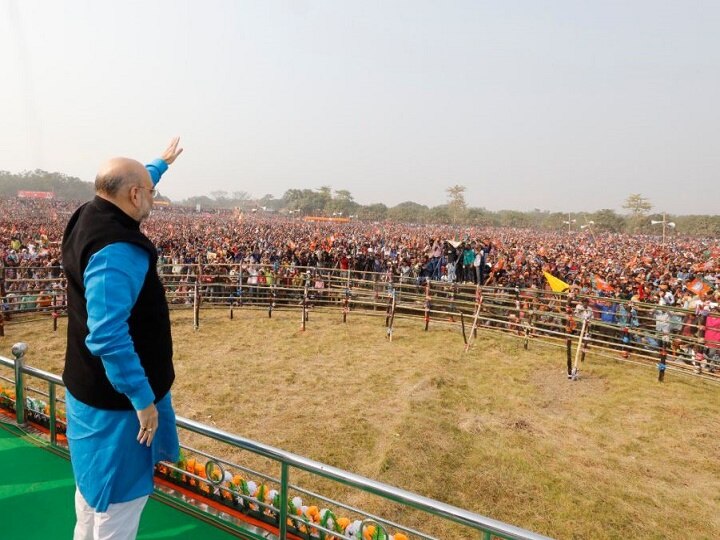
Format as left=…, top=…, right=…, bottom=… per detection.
left=0, top=420, right=254, bottom=539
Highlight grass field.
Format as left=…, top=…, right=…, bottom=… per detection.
left=2, top=308, right=719, bottom=539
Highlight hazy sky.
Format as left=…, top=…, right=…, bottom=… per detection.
left=1, top=1, right=718, bottom=214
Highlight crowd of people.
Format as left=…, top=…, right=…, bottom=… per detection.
left=2, top=197, right=719, bottom=371
left=2, top=198, right=719, bottom=297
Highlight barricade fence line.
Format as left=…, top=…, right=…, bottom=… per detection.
left=1, top=264, right=718, bottom=380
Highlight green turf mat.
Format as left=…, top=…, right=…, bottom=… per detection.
left=0, top=422, right=243, bottom=539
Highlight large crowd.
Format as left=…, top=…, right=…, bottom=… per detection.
left=2, top=197, right=719, bottom=297
left=2, top=197, right=719, bottom=371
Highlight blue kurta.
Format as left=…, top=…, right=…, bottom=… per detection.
left=66, top=159, right=179, bottom=512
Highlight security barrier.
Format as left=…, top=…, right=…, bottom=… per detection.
left=2, top=264, right=718, bottom=382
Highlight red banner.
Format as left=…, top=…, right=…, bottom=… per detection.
left=17, top=190, right=55, bottom=199
left=303, top=216, right=350, bottom=223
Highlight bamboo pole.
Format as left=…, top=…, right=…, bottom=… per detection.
left=193, top=281, right=199, bottom=331
left=423, top=280, right=431, bottom=332
left=386, top=289, right=397, bottom=341
left=301, top=272, right=309, bottom=331
left=571, top=318, right=588, bottom=380
left=465, top=287, right=482, bottom=352
left=342, top=287, right=350, bottom=323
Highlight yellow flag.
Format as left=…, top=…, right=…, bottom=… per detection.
left=543, top=271, right=570, bottom=293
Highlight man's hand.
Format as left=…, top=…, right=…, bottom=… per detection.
left=161, top=137, right=184, bottom=165
left=136, top=402, right=159, bottom=446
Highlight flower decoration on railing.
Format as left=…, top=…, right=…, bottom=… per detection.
left=0, top=385, right=66, bottom=435
left=2, top=384, right=406, bottom=538
left=155, top=453, right=409, bottom=540
left=0, top=386, right=15, bottom=409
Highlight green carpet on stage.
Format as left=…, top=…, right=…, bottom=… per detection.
left=0, top=422, right=243, bottom=539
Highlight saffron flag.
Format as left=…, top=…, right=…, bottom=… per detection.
left=594, top=275, right=614, bottom=292
left=543, top=271, right=570, bottom=293
left=687, top=278, right=712, bottom=297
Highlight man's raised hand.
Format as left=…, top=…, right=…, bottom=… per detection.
left=161, top=137, right=184, bottom=165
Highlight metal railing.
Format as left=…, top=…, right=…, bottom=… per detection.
left=0, top=345, right=551, bottom=540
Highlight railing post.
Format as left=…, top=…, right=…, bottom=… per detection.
left=279, top=462, right=289, bottom=539
left=12, top=342, right=28, bottom=426
left=49, top=382, right=57, bottom=445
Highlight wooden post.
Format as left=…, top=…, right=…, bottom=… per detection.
left=268, top=285, right=276, bottom=318
left=566, top=338, right=572, bottom=379
left=342, top=287, right=350, bottom=323
left=565, top=304, right=576, bottom=378
left=621, top=326, right=630, bottom=358
left=525, top=306, right=536, bottom=348
left=193, top=282, right=199, bottom=331
left=571, top=319, right=588, bottom=380
left=696, top=313, right=707, bottom=374
left=373, top=277, right=380, bottom=311
left=384, top=288, right=393, bottom=328
left=193, top=263, right=202, bottom=331
left=460, top=312, right=467, bottom=345
left=386, top=289, right=396, bottom=341
left=237, top=266, right=244, bottom=306
left=580, top=320, right=590, bottom=362
left=474, top=287, right=483, bottom=338
left=52, top=292, right=58, bottom=332
left=423, top=280, right=431, bottom=332
left=658, top=346, right=667, bottom=382
left=301, top=272, right=309, bottom=331
left=448, top=283, right=457, bottom=322
left=465, top=287, right=483, bottom=352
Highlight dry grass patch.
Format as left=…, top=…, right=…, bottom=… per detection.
left=2, top=309, right=719, bottom=539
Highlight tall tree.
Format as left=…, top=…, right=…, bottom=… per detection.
left=446, top=184, right=467, bottom=224
left=446, top=185, right=467, bottom=209
left=622, top=194, right=652, bottom=216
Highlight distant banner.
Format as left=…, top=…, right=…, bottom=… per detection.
left=303, top=216, right=350, bottom=223
left=17, top=190, right=55, bottom=199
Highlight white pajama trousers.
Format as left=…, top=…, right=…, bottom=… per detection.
left=73, top=488, right=149, bottom=540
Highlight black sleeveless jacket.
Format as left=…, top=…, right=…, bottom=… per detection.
left=62, top=196, right=174, bottom=410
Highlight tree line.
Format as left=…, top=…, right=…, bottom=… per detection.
left=1, top=170, right=718, bottom=236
